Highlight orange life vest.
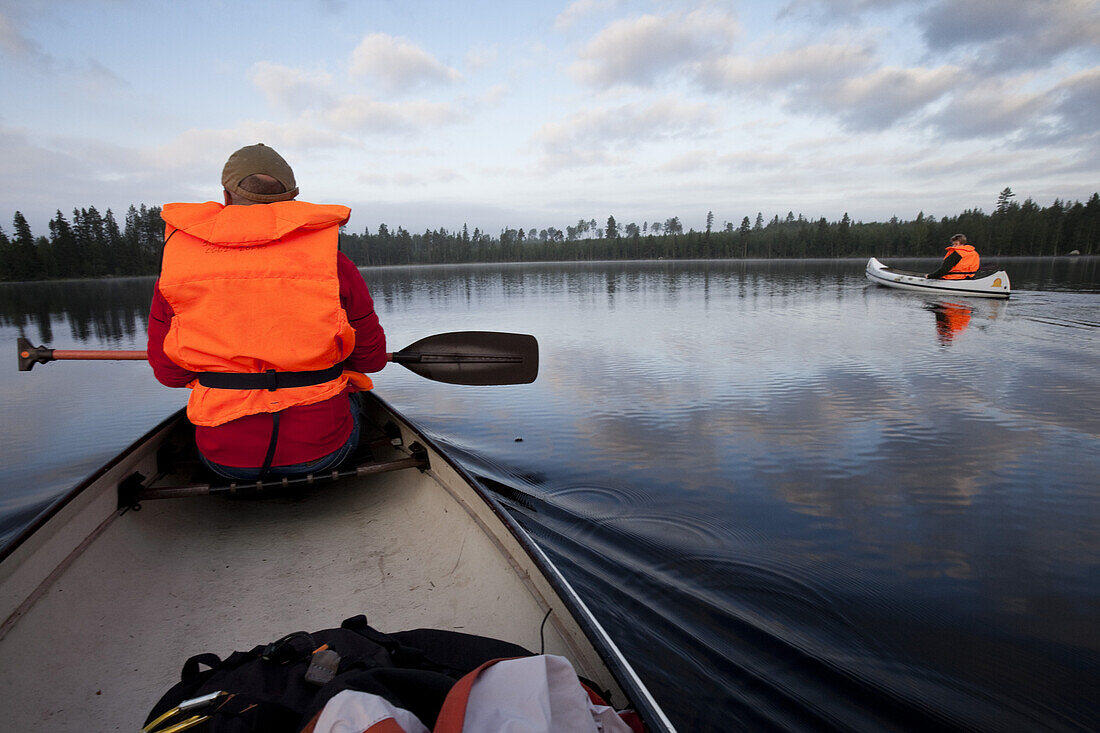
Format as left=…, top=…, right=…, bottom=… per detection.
left=942, top=243, right=979, bottom=279
left=158, top=201, right=372, bottom=427
left=934, top=302, right=972, bottom=343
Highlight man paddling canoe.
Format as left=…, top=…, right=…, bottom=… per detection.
left=926, top=233, right=980, bottom=280
left=146, top=143, right=388, bottom=481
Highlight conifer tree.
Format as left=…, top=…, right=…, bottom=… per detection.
left=12, top=212, right=41, bottom=280
left=49, top=211, right=76, bottom=277
left=72, top=208, right=93, bottom=277
left=104, top=209, right=123, bottom=275
left=0, top=225, right=12, bottom=281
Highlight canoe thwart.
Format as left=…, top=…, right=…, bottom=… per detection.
left=122, top=445, right=430, bottom=504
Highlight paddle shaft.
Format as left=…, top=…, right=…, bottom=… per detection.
left=18, top=331, right=538, bottom=386
left=18, top=347, right=505, bottom=366
left=26, top=348, right=147, bottom=362
left=25, top=348, right=409, bottom=364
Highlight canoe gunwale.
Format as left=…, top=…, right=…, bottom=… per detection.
left=370, top=393, right=676, bottom=731
left=0, top=409, right=181, bottom=565
left=0, top=497, right=118, bottom=641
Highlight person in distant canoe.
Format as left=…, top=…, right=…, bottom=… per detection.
left=926, top=233, right=980, bottom=279
left=147, top=143, right=387, bottom=480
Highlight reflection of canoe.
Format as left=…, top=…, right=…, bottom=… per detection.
left=865, top=257, right=1011, bottom=299
left=0, top=392, right=674, bottom=731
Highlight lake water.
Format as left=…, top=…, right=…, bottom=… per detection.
left=2, top=258, right=1098, bottom=731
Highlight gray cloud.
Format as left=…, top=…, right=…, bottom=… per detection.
left=914, top=67, right=1100, bottom=146
left=779, top=0, right=910, bottom=19
left=464, top=45, right=498, bottom=72
left=656, top=149, right=715, bottom=174
left=697, top=0, right=1099, bottom=139
left=780, top=1, right=1100, bottom=74
left=918, top=0, right=1100, bottom=71
left=925, top=79, right=1049, bottom=140
left=0, top=126, right=186, bottom=234
left=0, top=119, right=366, bottom=233
left=697, top=42, right=874, bottom=92
left=350, top=33, right=462, bottom=93
left=247, top=56, right=465, bottom=136
left=821, top=64, right=962, bottom=130
left=905, top=149, right=1016, bottom=180
left=690, top=34, right=1089, bottom=143
left=357, top=167, right=467, bottom=188
left=0, top=10, right=50, bottom=65
left=0, top=126, right=89, bottom=189
left=532, top=97, right=718, bottom=170
left=1, top=7, right=136, bottom=103
left=919, top=0, right=1034, bottom=47
left=571, top=9, right=740, bottom=88
left=147, top=124, right=359, bottom=171
left=323, top=95, right=463, bottom=133
left=697, top=43, right=957, bottom=132
left=249, top=61, right=335, bottom=111
left=716, top=150, right=797, bottom=172
left=1051, top=67, right=1100, bottom=138
left=570, top=8, right=974, bottom=136
left=75, top=58, right=130, bottom=97
left=555, top=0, right=620, bottom=31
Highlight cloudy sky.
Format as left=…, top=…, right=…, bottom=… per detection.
left=1, top=0, right=1098, bottom=236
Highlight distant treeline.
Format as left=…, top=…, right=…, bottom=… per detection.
left=2, top=189, right=1097, bottom=281
left=0, top=206, right=164, bottom=282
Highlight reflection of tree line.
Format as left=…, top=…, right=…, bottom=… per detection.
left=0, top=277, right=154, bottom=345
left=2, top=190, right=1098, bottom=280
left=365, top=260, right=865, bottom=311
left=0, top=259, right=1089, bottom=347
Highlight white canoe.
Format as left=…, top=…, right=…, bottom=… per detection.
left=865, top=257, right=1011, bottom=299
left=0, top=392, right=675, bottom=731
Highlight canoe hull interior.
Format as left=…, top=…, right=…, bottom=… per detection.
left=0, top=393, right=664, bottom=731
left=865, top=257, right=1011, bottom=299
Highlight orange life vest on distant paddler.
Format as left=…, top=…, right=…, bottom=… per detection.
left=158, top=201, right=371, bottom=427
left=942, top=243, right=979, bottom=280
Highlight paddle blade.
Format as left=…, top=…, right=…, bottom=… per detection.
left=392, top=331, right=538, bottom=385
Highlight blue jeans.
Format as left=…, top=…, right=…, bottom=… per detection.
left=200, top=395, right=362, bottom=481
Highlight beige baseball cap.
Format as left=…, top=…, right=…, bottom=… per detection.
left=221, top=143, right=299, bottom=203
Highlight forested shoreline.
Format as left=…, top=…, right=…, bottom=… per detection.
left=2, top=189, right=1097, bottom=281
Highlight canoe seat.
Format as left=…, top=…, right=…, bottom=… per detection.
left=120, top=414, right=427, bottom=505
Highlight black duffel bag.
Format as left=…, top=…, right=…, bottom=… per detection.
left=143, top=615, right=533, bottom=733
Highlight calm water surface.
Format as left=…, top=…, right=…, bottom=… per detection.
left=2, top=258, right=1098, bottom=731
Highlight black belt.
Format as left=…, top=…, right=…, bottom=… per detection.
left=197, top=364, right=344, bottom=392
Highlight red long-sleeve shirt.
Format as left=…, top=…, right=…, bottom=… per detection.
left=147, top=252, right=387, bottom=467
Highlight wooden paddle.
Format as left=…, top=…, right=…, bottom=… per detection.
left=17, top=331, right=538, bottom=385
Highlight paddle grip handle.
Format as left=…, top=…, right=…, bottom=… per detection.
left=17, top=338, right=53, bottom=371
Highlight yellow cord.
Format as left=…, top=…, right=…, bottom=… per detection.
left=141, top=707, right=180, bottom=733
